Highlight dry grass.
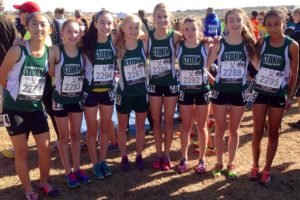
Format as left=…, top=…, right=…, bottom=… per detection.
left=1, top=102, right=300, bottom=200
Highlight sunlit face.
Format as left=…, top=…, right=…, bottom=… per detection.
left=95, top=13, right=114, bottom=38
left=27, top=15, right=51, bottom=41
left=226, top=12, right=244, bottom=33
left=153, top=8, right=169, bottom=29
left=62, top=22, right=80, bottom=45
left=265, top=15, right=285, bottom=36
left=123, top=20, right=140, bottom=40
left=183, top=21, right=199, bottom=42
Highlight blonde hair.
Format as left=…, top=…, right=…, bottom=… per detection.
left=153, top=2, right=172, bottom=28
left=225, top=8, right=258, bottom=59
left=181, top=16, right=204, bottom=41
left=292, top=7, right=300, bottom=16
left=115, top=15, right=142, bottom=59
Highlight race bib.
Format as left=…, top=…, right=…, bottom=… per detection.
left=220, top=61, right=245, bottom=80
left=18, top=76, right=45, bottom=100
left=62, top=76, right=83, bottom=94
left=149, top=59, right=171, bottom=76
left=124, top=63, right=145, bottom=84
left=93, top=64, right=114, bottom=83
left=180, top=70, right=203, bottom=86
left=256, top=68, right=283, bottom=90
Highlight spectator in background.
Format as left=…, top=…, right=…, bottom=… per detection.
left=0, top=0, right=19, bottom=158
left=257, top=11, right=267, bottom=37
left=51, top=7, right=66, bottom=45
left=203, top=7, right=221, bottom=37
left=138, top=9, right=152, bottom=32
left=288, top=7, right=300, bottom=129
left=250, top=10, right=259, bottom=38
left=15, top=17, right=26, bottom=37
left=75, top=9, right=88, bottom=35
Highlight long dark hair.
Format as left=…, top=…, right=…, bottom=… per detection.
left=83, top=10, right=112, bottom=64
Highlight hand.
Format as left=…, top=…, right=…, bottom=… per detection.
left=13, top=37, right=25, bottom=46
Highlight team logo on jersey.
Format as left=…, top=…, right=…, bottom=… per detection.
left=52, top=100, right=63, bottom=111
left=179, top=91, right=185, bottom=101
left=148, top=85, right=156, bottom=93
left=170, top=85, right=178, bottom=94
left=115, top=94, right=122, bottom=106
left=82, top=92, right=88, bottom=104
left=211, top=89, right=219, bottom=99
left=248, top=91, right=258, bottom=102
left=204, top=91, right=212, bottom=104
left=0, top=114, right=11, bottom=127
left=108, top=91, right=115, bottom=102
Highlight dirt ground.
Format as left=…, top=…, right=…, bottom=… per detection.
left=0, top=101, right=300, bottom=200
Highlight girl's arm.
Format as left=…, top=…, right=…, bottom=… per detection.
left=206, top=41, right=220, bottom=71
left=249, top=37, right=263, bottom=71
left=288, top=41, right=299, bottom=100
left=173, top=31, right=183, bottom=46
left=142, top=39, right=148, bottom=54
left=48, top=45, right=59, bottom=77
left=0, top=46, right=21, bottom=88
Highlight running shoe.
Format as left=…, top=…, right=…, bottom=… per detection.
left=121, top=155, right=130, bottom=171
left=177, top=159, right=188, bottom=173
left=248, top=167, right=259, bottom=181
left=65, top=172, right=80, bottom=188
left=161, top=156, right=171, bottom=171
left=194, top=159, right=206, bottom=173
left=39, top=183, right=59, bottom=197
left=151, top=156, right=162, bottom=170
left=1, top=148, right=15, bottom=158
left=75, top=169, right=92, bottom=184
left=226, top=164, right=238, bottom=179
left=92, top=163, right=104, bottom=179
left=25, top=191, right=39, bottom=200
left=259, top=170, right=271, bottom=185
left=135, top=155, right=145, bottom=170
left=212, top=163, right=224, bottom=178
left=100, top=161, right=112, bottom=176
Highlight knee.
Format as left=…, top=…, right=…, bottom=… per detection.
left=164, top=119, right=173, bottom=129
left=152, top=118, right=162, bottom=126
left=70, top=132, right=81, bottom=142
left=59, top=135, right=71, bottom=145
left=15, top=148, right=28, bottom=160
left=228, top=129, right=239, bottom=137
left=268, top=133, right=279, bottom=143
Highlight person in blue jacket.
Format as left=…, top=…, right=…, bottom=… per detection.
left=203, top=7, right=221, bottom=37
